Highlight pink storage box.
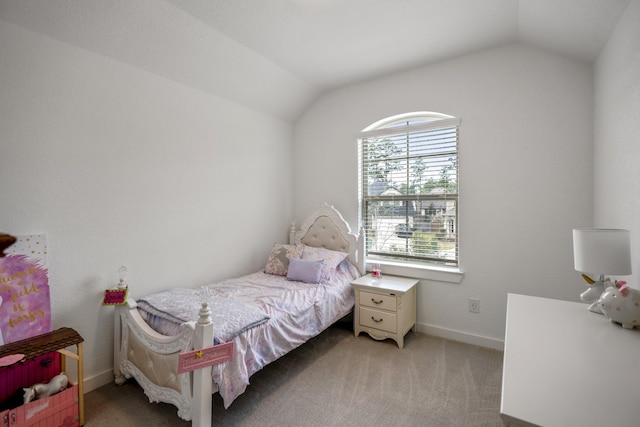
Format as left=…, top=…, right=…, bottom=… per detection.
left=1, top=384, right=78, bottom=427
left=0, top=352, right=62, bottom=405
left=1, top=328, right=84, bottom=426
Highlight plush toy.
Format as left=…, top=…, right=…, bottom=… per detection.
left=597, top=281, right=640, bottom=329
left=23, top=373, right=68, bottom=404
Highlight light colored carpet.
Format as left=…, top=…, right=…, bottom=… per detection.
left=84, top=320, right=504, bottom=426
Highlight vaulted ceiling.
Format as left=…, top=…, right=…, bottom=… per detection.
left=0, top=0, right=631, bottom=120
left=165, top=0, right=631, bottom=88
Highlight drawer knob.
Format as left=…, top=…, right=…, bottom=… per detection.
left=371, top=316, right=383, bottom=323
left=371, top=298, right=384, bottom=304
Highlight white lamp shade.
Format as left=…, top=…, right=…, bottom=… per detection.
left=573, top=229, right=632, bottom=275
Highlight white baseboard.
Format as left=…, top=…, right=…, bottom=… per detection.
left=416, top=322, right=504, bottom=351
left=83, top=369, right=115, bottom=393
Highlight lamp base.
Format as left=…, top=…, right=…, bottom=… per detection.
left=579, top=274, right=609, bottom=314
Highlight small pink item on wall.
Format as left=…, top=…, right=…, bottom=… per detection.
left=102, top=288, right=128, bottom=305
left=103, top=266, right=129, bottom=305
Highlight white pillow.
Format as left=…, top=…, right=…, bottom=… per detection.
left=301, top=246, right=348, bottom=281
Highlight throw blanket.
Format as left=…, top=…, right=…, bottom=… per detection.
left=137, top=288, right=269, bottom=343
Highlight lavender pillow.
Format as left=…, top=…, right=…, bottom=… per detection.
left=286, top=258, right=325, bottom=284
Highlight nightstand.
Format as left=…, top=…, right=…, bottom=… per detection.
left=351, top=274, right=418, bottom=348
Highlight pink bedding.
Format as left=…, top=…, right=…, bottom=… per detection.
left=136, top=259, right=358, bottom=408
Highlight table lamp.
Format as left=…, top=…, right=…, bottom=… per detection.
left=573, top=228, right=632, bottom=313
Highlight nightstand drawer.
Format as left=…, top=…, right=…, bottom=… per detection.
left=360, top=291, right=396, bottom=311
left=360, top=307, right=397, bottom=333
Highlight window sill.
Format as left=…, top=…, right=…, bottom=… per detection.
left=365, top=260, right=464, bottom=283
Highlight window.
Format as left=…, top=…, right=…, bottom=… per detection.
left=359, top=112, right=460, bottom=267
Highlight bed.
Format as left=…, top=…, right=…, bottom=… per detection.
left=113, top=203, right=364, bottom=424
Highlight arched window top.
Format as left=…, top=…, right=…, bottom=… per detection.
left=362, top=111, right=457, bottom=132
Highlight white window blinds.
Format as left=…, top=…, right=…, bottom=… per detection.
left=359, top=114, right=460, bottom=266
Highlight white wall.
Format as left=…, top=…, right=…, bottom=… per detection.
left=0, top=0, right=316, bottom=122
left=594, top=0, right=640, bottom=289
left=0, top=20, right=294, bottom=390
left=294, top=43, right=594, bottom=348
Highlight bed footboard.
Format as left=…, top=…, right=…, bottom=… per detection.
left=114, top=300, right=196, bottom=421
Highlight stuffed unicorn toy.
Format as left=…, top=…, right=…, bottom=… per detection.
left=23, top=373, right=68, bottom=404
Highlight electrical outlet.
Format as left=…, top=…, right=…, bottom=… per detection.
left=469, top=298, right=480, bottom=313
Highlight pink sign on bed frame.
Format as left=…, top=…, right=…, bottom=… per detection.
left=177, top=341, right=234, bottom=374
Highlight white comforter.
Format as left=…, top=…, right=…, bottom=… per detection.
left=136, top=260, right=358, bottom=407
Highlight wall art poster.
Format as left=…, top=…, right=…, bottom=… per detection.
left=0, top=234, right=51, bottom=346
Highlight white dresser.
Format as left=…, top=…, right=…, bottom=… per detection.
left=351, top=274, right=417, bottom=349
left=501, top=293, right=640, bottom=426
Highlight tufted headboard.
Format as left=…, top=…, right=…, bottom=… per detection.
left=289, top=203, right=363, bottom=274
